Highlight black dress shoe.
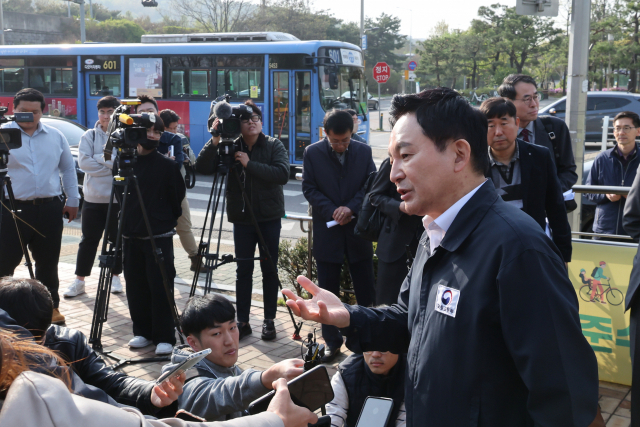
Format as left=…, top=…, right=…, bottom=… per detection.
left=261, top=319, right=276, bottom=341
left=321, top=346, right=341, bottom=364
left=238, top=322, right=252, bottom=340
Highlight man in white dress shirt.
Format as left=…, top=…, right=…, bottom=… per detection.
left=0, top=88, right=79, bottom=325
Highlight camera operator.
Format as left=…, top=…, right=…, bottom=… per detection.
left=195, top=100, right=289, bottom=342
left=137, top=97, right=209, bottom=274
left=64, top=96, right=123, bottom=298
left=112, top=114, right=185, bottom=356
left=0, top=88, right=80, bottom=326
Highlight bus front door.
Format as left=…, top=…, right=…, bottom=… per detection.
left=270, top=70, right=312, bottom=165
left=84, top=72, right=122, bottom=127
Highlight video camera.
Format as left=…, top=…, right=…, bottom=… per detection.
left=103, top=100, right=158, bottom=175
left=208, top=95, right=253, bottom=166
left=0, top=107, right=34, bottom=154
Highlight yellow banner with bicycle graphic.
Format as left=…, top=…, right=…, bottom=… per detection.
left=569, top=240, right=637, bottom=385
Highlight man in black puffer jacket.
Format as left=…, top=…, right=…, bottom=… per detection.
left=0, top=276, right=184, bottom=416
left=195, top=100, right=289, bottom=342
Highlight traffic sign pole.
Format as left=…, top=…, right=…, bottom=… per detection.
left=378, top=82, right=381, bottom=130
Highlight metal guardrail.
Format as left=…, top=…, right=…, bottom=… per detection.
left=572, top=184, right=635, bottom=240
left=572, top=185, right=631, bottom=195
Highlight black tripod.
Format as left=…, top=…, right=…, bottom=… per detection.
left=89, top=153, right=185, bottom=369
left=190, top=160, right=303, bottom=340
left=0, top=154, right=35, bottom=280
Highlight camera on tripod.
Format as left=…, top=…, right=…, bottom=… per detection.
left=103, top=99, right=158, bottom=175
left=208, top=95, right=253, bottom=166
left=0, top=107, right=34, bottom=153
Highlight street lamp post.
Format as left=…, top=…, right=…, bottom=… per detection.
left=360, top=0, right=364, bottom=48
left=63, top=0, right=86, bottom=43
left=0, top=0, right=4, bottom=46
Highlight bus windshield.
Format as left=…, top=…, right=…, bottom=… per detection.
left=319, top=65, right=367, bottom=115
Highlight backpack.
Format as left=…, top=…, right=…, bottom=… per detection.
left=592, top=267, right=599, bottom=278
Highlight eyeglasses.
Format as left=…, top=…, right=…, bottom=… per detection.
left=364, top=351, right=390, bottom=355
left=614, top=126, right=638, bottom=133
left=241, top=115, right=261, bottom=123
left=515, top=93, right=540, bottom=104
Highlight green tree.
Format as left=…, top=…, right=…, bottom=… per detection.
left=242, top=0, right=331, bottom=40
left=86, top=19, right=145, bottom=43
left=363, top=13, right=406, bottom=69
left=477, top=4, right=561, bottom=74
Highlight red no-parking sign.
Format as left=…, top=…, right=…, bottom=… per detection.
left=373, top=62, right=391, bottom=84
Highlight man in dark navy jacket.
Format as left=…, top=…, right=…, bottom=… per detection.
left=302, top=109, right=376, bottom=363
left=286, top=89, right=601, bottom=427
left=480, top=97, right=572, bottom=263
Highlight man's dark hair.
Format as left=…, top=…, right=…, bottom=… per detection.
left=497, top=74, right=538, bottom=100
left=159, top=109, right=180, bottom=127
left=389, top=88, right=489, bottom=174
left=13, top=88, right=45, bottom=111
left=479, top=97, right=517, bottom=121
left=613, top=111, right=640, bottom=128
left=346, top=109, right=358, bottom=117
left=0, top=277, right=53, bottom=339
left=323, top=109, right=354, bottom=135
left=244, top=99, right=262, bottom=121
left=97, top=96, right=120, bottom=111
left=181, top=294, right=236, bottom=338
left=137, top=94, right=158, bottom=112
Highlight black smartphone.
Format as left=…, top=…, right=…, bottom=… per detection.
left=247, top=365, right=334, bottom=415
left=355, top=397, right=394, bottom=427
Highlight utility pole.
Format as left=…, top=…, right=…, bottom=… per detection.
left=565, top=0, right=590, bottom=231
left=0, top=0, right=4, bottom=46
left=360, top=0, right=364, bottom=48
left=79, top=0, right=86, bottom=43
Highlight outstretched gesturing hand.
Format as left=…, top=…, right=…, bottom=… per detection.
left=282, top=276, right=351, bottom=329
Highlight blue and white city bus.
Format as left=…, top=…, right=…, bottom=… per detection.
left=0, top=32, right=370, bottom=164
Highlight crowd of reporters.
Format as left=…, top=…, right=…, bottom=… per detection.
left=1, top=70, right=636, bottom=426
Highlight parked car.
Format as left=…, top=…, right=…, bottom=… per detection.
left=539, top=91, right=640, bottom=142
left=340, top=91, right=379, bottom=111
left=41, top=116, right=86, bottom=210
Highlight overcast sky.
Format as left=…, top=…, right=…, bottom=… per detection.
left=306, top=0, right=518, bottom=40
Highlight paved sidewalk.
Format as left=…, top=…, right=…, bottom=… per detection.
left=8, top=225, right=632, bottom=425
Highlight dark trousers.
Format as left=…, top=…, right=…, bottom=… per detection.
left=233, top=219, right=281, bottom=324
left=75, top=201, right=122, bottom=277
left=376, top=256, right=410, bottom=306
left=631, top=296, right=640, bottom=427
left=316, top=258, right=375, bottom=349
left=0, top=197, right=63, bottom=308
left=123, top=236, right=176, bottom=345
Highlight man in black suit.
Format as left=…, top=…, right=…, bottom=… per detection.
left=302, top=109, right=376, bottom=362
left=622, top=173, right=640, bottom=425
left=498, top=74, right=578, bottom=192
left=369, top=157, right=424, bottom=305
left=480, top=97, right=572, bottom=264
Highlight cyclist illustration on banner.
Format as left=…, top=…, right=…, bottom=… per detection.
left=578, top=261, right=624, bottom=306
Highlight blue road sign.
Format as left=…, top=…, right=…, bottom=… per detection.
left=408, top=61, right=418, bottom=71
left=362, top=35, right=367, bottom=50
